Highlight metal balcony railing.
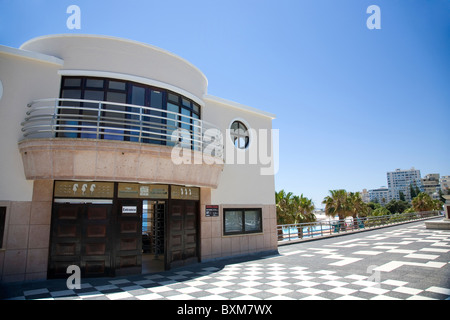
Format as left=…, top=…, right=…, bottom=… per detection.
left=277, top=211, right=442, bottom=243
left=21, top=98, right=223, bottom=158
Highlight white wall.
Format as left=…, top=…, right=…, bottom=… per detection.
left=203, top=96, right=276, bottom=205
left=0, top=49, right=61, bottom=201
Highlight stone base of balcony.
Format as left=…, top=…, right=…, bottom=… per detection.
left=18, top=138, right=223, bottom=188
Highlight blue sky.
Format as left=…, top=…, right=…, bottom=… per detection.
left=1, top=0, right=449, bottom=207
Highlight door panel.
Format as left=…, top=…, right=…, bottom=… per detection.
left=81, top=204, right=112, bottom=277
left=167, top=200, right=199, bottom=269
left=48, top=203, right=113, bottom=278
left=114, top=200, right=142, bottom=276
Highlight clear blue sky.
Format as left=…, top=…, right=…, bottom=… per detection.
left=1, top=0, right=449, bottom=207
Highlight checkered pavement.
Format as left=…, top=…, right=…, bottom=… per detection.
left=2, top=219, right=450, bottom=300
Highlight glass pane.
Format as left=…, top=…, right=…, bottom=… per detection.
left=86, top=79, right=104, bottom=88
left=150, top=90, right=163, bottom=109
left=166, top=103, right=179, bottom=146
left=103, top=92, right=126, bottom=141
left=231, top=121, right=239, bottom=131
left=181, top=108, right=191, bottom=130
left=182, top=98, right=190, bottom=108
left=168, top=92, right=179, bottom=103
left=130, top=86, right=145, bottom=142
left=63, top=78, right=81, bottom=87
left=80, top=90, right=103, bottom=139
left=245, top=210, right=262, bottom=232
left=109, top=80, right=126, bottom=91
left=131, top=86, right=145, bottom=106
left=225, top=211, right=243, bottom=234
left=84, top=90, right=104, bottom=105
left=180, top=108, right=191, bottom=148
left=192, top=114, right=200, bottom=151
left=192, top=103, right=200, bottom=114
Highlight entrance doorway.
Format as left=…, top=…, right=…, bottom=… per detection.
left=142, top=200, right=165, bottom=274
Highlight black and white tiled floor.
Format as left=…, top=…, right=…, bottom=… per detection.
left=2, top=219, right=450, bottom=300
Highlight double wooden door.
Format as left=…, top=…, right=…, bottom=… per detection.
left=48, top=203, right=113, bottom=278
left=49, top=198, right=199, bottom=278
left=167, top=200, right=199, bottom=269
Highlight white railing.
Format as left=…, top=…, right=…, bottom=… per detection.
left=21, top=98, right=223, bottom=157
left=277, top=211, right=442, bottom=243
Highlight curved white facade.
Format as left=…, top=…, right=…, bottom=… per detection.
left=0, top=34, right=277, bottom=282
left=21, top=34, right=208, bottom=102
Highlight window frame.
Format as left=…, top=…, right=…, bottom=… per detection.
left=58, top=76, right=201, bottom=149
left=223, top=208, right=263, bottom=236
left=229, top=120, right=250, bottom=150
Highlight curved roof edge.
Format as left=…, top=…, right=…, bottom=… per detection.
left=20, top=34, right=208, bottom=86
left=0, top=44, right=64, bottom=66
left=204, top=95, right=276, bottom=120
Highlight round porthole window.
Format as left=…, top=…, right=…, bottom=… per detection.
left=230, top=120, right=250, bottom=149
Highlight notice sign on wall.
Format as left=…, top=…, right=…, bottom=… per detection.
left=122, top=206, right=137, bottom=214
left=205, top=205, right=219, bottom=217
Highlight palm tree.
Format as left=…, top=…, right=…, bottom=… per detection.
left=348, top=192, right=368, bottom=229
left=322, top=189, right=349, bottom=231
left=293, top=194, right=316, bottom=238
left=275, top=190, right=295, bottom=225
left=412, top=192, right=434, bottom=212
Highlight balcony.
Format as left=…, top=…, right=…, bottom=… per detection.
left=18, top=98, right=224, bottom=188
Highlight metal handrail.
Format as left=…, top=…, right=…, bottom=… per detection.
left=21, top=98, right=223, bottom=157
left=277, top=211, right=441, bottom=243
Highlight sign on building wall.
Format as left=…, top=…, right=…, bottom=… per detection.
left=205, top=205, right=219, bottom=217
left=171, top=185, right=200, bottom=200
left=54, top=181, right=115, bottom=198
left=118, top=183, right=169, bottom=199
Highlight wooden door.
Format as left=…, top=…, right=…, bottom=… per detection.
left=167, top=200, right=199, bottom=269
left=48, top=203, right=113, bottom=278
left=82, top=204, right=113, bottom=277
left=114, top=200, right=142, bottom=276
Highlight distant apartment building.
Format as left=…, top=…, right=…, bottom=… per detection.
left=368, top=187, right=389, bottom=205
left=387, top=168, right=423, bottom=202
left=422, top=174, right=441, bottom=200
left=361, top=189, right=370, bottom=203
left=441, top=176, right=450, bottom=195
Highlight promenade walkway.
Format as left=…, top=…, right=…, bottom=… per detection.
left=1, top=218, right=449, bottom=300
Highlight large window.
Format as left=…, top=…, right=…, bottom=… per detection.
left=58, top=76, right=201, bottom=149
left=223, top=208, right=262, bottom=235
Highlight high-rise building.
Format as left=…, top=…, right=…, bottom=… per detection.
left=368, top=187, right=389, bottom=205
left=387, top=168, right=423, bottom=202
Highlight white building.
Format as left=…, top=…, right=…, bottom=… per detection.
left=368, top=187, right=389, bottom=205
left=387, top=168, right=423, bottom=202
left=0, top=34, right=278, bottom=282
